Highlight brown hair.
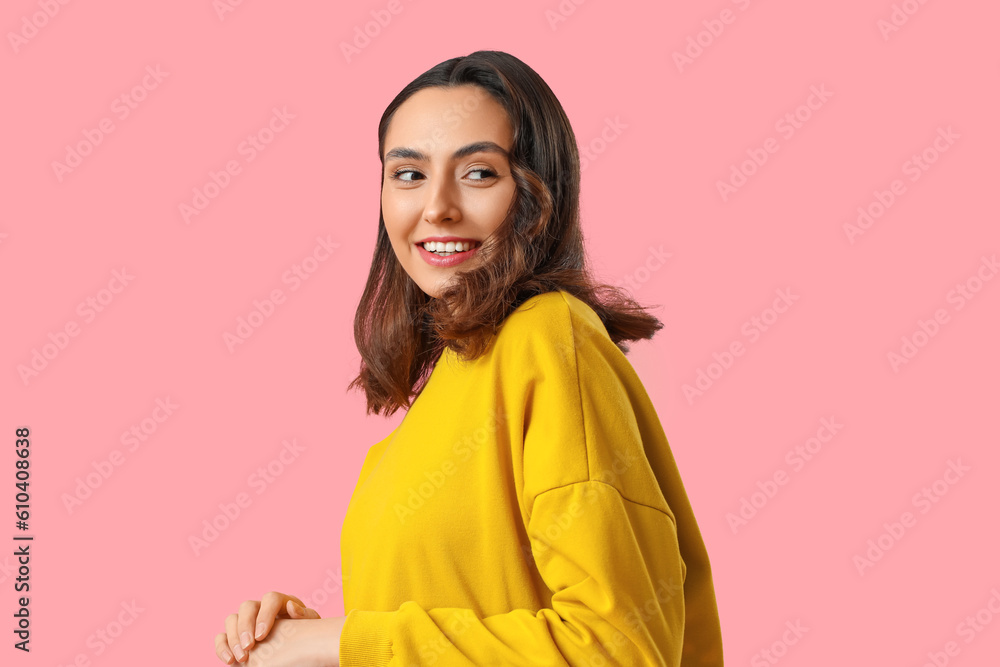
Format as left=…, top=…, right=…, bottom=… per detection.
left=347, top=50, right=663, bottom=417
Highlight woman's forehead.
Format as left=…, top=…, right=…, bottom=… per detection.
left=385, top=86, right=512, bottom=156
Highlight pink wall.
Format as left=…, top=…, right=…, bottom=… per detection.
left=2, top=0, right=997, bottom=664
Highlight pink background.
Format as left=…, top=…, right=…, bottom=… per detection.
left=3, top=0, right=998, bottom=664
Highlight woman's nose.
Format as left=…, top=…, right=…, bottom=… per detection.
left=422, top=178, right=460, bottom=224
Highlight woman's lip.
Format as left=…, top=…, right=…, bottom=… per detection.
left=416, top=242, right=480, bottom=267
left=417, top=238, right=479, bottom=243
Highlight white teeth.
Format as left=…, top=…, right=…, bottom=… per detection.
left=422, top=240, right=479, bottom=253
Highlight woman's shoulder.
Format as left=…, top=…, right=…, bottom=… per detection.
left=502, top=290, right=607, bottom=337
left=494, top=290, right=614, bottom=362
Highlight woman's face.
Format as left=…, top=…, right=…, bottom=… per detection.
left=381, top=85, right=516, bottom=299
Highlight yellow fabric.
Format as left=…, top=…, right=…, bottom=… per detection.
left=339, top=290, right=724, bottom=666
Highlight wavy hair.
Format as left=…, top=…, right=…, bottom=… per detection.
left=347, top=50, right=664, bottom=417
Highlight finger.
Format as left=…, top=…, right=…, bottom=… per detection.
left=286, top=598, right=315, bottom=618
left=225, top=613, right=247, bottom=663
left=288, top=599, right=321, bottom=619
left=214, top=632, right=236, bottom=664
left=255, top=591, right=289, bottom=641
left=302, top=606, right=322, bottom=619
left=286, top=593, right=322, bottom=618
left=237, top=599, right=261, bottom=653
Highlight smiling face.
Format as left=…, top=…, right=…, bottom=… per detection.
left=381, top=85, right=517, bottom=299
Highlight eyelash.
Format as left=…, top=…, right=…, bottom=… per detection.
left=389, top=168, right=498, bottom=183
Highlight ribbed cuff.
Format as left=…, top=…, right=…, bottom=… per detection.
left=339, top=609, right=395, bottom=667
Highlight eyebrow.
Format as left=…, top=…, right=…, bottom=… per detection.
left=383, top=141, right=510, bottom=163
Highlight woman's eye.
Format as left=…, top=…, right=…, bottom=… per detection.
left=467, top=168, right=498, bottom=181
left=390, top=169, right=421, bottom=182
left=389, top=167, right=497, bottom=183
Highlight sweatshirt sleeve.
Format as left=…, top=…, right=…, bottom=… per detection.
left=338, top=478, right=687, bottom=666
left=339, top=294, right=703, bottom=666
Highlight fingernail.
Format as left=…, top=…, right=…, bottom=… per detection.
left=255, top=622, right=266, bottom=639
left=240, top=631, right=252, bottom=648
left=295, top=604, right=306, bottom=615
left=233, top=644, right=245, bottom=661
left=221, top=649, right=234, bottom=663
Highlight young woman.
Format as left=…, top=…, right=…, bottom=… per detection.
left=214, top=50, right=724, bottom=667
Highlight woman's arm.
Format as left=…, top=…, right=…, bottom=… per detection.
left=214, top=616, right=346, bottom=667
left=213, top=593, right=344, bottom=666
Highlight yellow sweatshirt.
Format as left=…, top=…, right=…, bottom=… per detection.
left=339, top=290, right=724, bottom=666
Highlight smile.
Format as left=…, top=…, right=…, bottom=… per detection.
left=416, top=241, right=481, bottom=267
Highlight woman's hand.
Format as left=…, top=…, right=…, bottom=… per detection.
left=214, top=591, right=321, bottom=664
left=214, top=617, right=346, bottom=667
